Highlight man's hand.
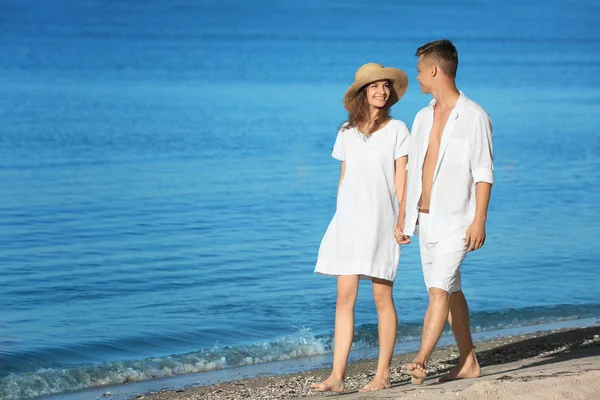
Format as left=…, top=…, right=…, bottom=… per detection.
left=465, top=221, right=486, bottom=252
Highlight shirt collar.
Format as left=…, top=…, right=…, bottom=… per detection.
left=427, top=91, right=467, bottom=116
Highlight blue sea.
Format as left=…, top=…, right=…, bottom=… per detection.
left=1, top=0, right=599, bottom=399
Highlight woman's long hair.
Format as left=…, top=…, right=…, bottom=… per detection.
left=343, top=83, right=392, bottom=136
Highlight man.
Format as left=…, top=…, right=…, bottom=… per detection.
left=395, top=39, right=494, bottom=384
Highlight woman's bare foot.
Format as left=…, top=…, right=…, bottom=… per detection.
left=437, top=355, right=480, bottom=383
left=310, top=376, right=344, bottom=393
left=407, top=361, right=427, bottom=384
left=359, top=374, right=390, bottom=392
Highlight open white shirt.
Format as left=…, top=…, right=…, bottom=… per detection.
left=404, top=92, right=494, bottom=243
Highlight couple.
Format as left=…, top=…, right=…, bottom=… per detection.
left=312, top=39, right=494, bottom=393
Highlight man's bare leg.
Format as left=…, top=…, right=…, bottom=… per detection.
left=311, top=275, right=359, bottom=392
left=437, top=290, right=480, bottom=382
left=359, top=278, right=397, bottom=392
left=407, top=287, right=450, bottom=384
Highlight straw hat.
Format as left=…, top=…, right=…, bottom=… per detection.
left=343, top=63, right=408, bottom=112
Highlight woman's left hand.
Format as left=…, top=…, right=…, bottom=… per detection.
left=394, top=221, right=411, bottom=245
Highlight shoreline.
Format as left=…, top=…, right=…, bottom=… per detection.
left=132, top=325, right=600, bottom=400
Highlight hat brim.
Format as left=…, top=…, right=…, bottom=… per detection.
left=343, top=68, right=408, bottom=112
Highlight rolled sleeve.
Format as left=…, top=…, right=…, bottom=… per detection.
left=470, top=112, right=494, bottom=185
left=472, top=167, right=494, bottom=185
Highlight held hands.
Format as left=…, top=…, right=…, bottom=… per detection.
left=394, top=218, right=411, bottom=245
left=465, top=220, right=486, bottom=252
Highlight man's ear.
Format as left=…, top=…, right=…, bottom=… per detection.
left=431, top=65, right=438, bottom=77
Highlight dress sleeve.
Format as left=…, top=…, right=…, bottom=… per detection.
left=394, top=122, right=410, bottom=160
left=331, top=128, right=345, bottom=161
left=470, top=111, right=494, bottom=185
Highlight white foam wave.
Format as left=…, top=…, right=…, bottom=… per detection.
left=0, top=328, right=328, bottom=400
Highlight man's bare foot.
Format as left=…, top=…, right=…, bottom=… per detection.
left=310, top=376, right=344, bottom=393
left=407, top=361, right=427, bottom=385
left=358, top=374, right=390, bottom=392
left=437, top=356, right=480, bottom=383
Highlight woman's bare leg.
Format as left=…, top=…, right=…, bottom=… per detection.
left=360, top=278, right=396, bottom=392
left=311, top=275, right=360, bottom=392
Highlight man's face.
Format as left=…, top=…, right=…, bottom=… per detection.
left=416, top=56, right=433, bottom=94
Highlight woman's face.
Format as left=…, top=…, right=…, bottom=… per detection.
left=366, top=80, right=391, bottom=109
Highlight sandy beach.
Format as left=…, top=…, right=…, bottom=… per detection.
left=134, top=325, right=600, bottom=400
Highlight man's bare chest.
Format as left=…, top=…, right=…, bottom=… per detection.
left=428, top=110, right=452, bottom=145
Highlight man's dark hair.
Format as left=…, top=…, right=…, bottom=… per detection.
left=415, top=39, right=458, bottom=78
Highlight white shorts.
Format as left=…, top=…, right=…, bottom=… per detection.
left=416, top=213, right=467, bottom=293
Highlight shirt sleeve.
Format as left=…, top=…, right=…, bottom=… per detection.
left=394, top=121, right=410, bottom=160
left=470, top=111, right=494, bottom=185
left=331, top=128, right=345, bottom=161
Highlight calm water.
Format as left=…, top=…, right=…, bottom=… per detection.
left=1, top=0, right=600, bottom=399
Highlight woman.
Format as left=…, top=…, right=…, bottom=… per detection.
left=312, top=63, right=410, bottom=393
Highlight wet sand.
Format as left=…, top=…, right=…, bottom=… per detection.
left=133, top=326, right=600, bottom=400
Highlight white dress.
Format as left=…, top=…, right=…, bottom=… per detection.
left=315, top=119, right=410, bottom=281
